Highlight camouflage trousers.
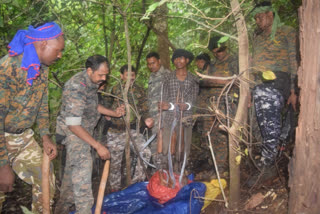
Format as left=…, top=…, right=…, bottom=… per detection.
left=200, top=98, right=237, bottom=172
left=54, top=135, right=93, bottom=214
left=106, top=130, right=151, bottom=191
left=0, top=129, right=55, bottom=214
left=253, top=84, right=284, bottom=163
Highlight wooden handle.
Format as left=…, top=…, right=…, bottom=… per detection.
left=95, top=160, right=110, bottom=214
left=42, top=151, right=50, bottom=214
left=157, top=129, right=163, bottom=154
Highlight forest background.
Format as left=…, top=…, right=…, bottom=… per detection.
left=0, top=0, right=301, bottom=136
left=1, top=0, right=312, bottom=212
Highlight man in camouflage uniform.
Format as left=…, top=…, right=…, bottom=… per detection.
left=199, top=36, right=239, bottom=173
left=0, top=22, right=64, bottom=213
left=251, top=1, right=298, bottom=167
left=195, top=53, right=211, bottom=135
left=146, top=52, right=170, bottom=160
left=105, top=65, right=153, bottom=191
left=55, top=55, right=125, bottom=214
left=159, top=49, right=199, bottom=173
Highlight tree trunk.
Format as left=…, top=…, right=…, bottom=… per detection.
left=153, top=2, right=171, bottom=70
left=108, top=6, right=116, bottom=63
left=101, top=4, right=108, bottom=58
left=122, top=10, right=133, bottom=186
left=135, top=27, right=151, bottom=71
left=288, top=1, right=320, bottom=213
left=229, top=0, right=250, bottom=209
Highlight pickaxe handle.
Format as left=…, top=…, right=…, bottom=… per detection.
left=95, top=160, right=110, bottom=214
left=42, top=151, right=50, bottom=214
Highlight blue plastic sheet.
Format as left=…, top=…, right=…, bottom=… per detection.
left=70, top=181, right=206, bottom=214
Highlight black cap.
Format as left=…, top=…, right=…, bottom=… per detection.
left=208, top=36, right=227, bottom=51
left=196, top=53, right=211, bottom=63
left=171, top=49, right=194, bottom=65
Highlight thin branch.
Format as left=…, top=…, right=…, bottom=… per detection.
left=167, top=14, right=238, bottom=41
left=196, top=71, right=237, bottom=80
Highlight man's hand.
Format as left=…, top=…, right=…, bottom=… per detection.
left=287, top=90, right=297, bottom=111
left=96, top=144, right=110, bottom=160
left=42, top=135, right=57, bottom=161
left=145, top=118, right=154, bottom=128
left=178, top=103, right=188, bottom=111
left=115, top=104, right=125, bottom=117
left=0, top=164, right=15, bottom=192
left=158, top=102, right=169, bottom=111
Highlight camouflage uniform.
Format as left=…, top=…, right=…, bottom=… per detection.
left=0, top=55, right=55, bottom=213
left=55, top=70, right=101, bottom=214
left=161, top=71, right=199, bottom=172
left=252, top=25, right=297, bottom=164
left=104, top=82, right=151, bottom=191
left=199, top=54, right=238, bottom=171
left=147, top=65, right=170, bottom=154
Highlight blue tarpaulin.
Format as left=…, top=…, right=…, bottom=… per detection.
left=70, top=181, right=206, bottom=214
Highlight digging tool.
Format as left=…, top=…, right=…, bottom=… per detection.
left=95, top=160, right=110, bottom=214
left=167, top=89, right=181, bottom=188
left=42, top=151, right=50, bottom=214
left=177, top=92, right=184, bottom=168
left=157, top=84, right=164, bottom=155
left=167, top=118, right=177, bottom=188
left=157, top=84, right=165, bottom=185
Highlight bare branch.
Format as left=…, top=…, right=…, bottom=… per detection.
left=196, top=71, right=237, bottom=81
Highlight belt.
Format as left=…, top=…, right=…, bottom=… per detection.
left=5, top=128, right=27, bottom=134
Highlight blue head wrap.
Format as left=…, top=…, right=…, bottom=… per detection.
left=8, top=22, right=63, bottom=85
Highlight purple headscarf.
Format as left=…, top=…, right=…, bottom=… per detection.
left=8, top=22, right=63, bottom=85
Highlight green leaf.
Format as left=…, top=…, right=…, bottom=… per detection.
left=204, top=8, right=210, bottom=14
left=11, top=0, right=20, bottom=8
left=146, top=2, right=160, bottom=13
left=235, top=155, right=241, bottom=165
left=140, top=16, right=150, bottom=21
left=167, top=3, right=173, bottom=10
left=218, top=36, right=229, bottom=45
left=0, top=16, right=3, bottom=28
left=262, top=70, right=277, bottom=80
left=20, top=206, right=34, bottom=214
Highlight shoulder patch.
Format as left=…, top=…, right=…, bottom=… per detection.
left=80, top=82, right=86, bottom=87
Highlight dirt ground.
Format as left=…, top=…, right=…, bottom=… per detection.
left=190, top=132, right=291, bottom=214
left=198, top=161, right=289, bottom=214
left=1, top=131, right=292, bottom=214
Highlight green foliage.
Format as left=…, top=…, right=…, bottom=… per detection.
left=20, top=206, right=33, bottom=214
left=0, top=0, right=300, bottom=136
left=218, top=36, right=230, bottom=47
